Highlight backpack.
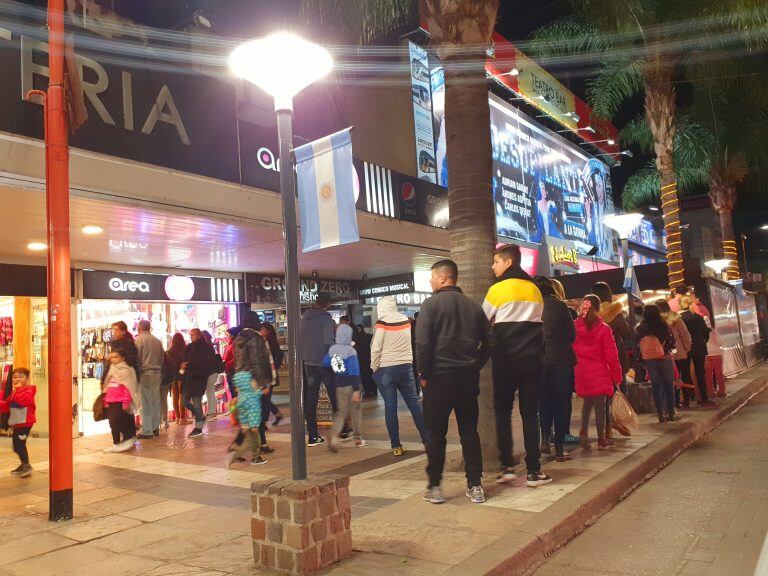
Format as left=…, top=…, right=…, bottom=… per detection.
left=639, top=335, right=666, bottom=360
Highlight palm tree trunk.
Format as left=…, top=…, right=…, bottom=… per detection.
left=444, top=56, right=499, bottom=467
left=717, top=207, right=740, bottom=280
left=645, top=71, right=685, bottom=289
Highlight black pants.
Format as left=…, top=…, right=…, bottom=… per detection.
left=675, top=358, right=694, bottom=405
left=423, top=368, right=482, bottom=487
left=303, top=365, right=337, bottom=441
left=12, top=426, right=31, bottom=464
left=539, top=366, right=573, bottom=454
left=107, top=402, right=136, bottom=445
left=493, top=359, right=543, bottom=472
left=690, top=351, right=709, bottom=402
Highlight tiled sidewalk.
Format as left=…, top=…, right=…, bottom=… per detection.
left=0, top=371, right=761, bottom=575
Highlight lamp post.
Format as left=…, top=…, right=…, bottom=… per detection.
left=705, top=259, right=733, bottom=281
left=230, top=33, right=333, bottom=481
left=602, top=213, right=644, bottom=372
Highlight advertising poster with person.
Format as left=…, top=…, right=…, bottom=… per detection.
left=488, top=96, right=616, bottom=260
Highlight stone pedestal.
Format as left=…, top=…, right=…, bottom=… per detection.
left=251, top=475, right=352, bottom=575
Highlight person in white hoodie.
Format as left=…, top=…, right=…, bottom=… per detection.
left=371, top=296, right=429, bottom=456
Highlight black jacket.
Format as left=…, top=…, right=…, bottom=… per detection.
left=415, top=286, right=490, bottom=379
left=680, top=311, right=710, bottom=355
left=182, top=339, right=216, bottom=397
left=538, top=286, right=577, bottom=368
left=235, top=328, right=273, bottom=387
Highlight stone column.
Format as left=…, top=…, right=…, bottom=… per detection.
left=251, top=475, right=352, bottom=574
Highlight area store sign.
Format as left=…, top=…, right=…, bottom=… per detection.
left=82, top=270, right=243, bottom=302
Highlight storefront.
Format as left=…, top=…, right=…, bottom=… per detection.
left=359, top=272, right=433, bottom=327
left=78, top=269, right=244, bottom=434
left=0, top=264, right=64, bottom=437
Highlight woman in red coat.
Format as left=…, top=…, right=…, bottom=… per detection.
left=574, top=294, right=623, bottom=451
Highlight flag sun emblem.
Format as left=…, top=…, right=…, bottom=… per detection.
left=320, top=182, right=334, bottom=202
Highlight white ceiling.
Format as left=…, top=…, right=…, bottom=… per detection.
left=0, top=185, right=447, bottom=280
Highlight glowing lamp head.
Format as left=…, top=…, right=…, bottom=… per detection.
left=27, top=242, right=47, bottom=251
left=229, top=32, right=333, bottom=111
left=602, top=213, right=644, bottom=239
left=704, top=259, right=733, bottom=275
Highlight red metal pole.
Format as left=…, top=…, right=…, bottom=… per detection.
left=46, top=0, right=73, bottom=521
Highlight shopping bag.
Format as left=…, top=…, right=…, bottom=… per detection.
left=611, top=390, right=640, bottom=431
left=92, top=393, right=107, bottom=421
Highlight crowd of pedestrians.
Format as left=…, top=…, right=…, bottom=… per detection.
left=32, top=240, right=725, bottom=501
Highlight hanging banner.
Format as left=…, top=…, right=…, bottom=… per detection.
left=294, top=128, right=359, bottom=253
left=408, top=41, right=437, bottom=183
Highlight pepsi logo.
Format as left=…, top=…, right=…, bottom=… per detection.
left=401, top=182, right=417, bottom=206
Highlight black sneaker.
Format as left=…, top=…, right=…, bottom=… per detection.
left=339, top=430, right=354, bottom=441
left=251, top=456, right=268, bottom=466
left=271, top=414, right=284, bottom=427
left=136, top=434, right=154, bottom=440
left=10, top=464, right=24, bottom=476
left=188, top=429, right=203, bottom=438
left=526, top=470, right=553, bottom=487
left=260, top=445, right=275, bottom=454
left=307, top=437, right=325, bottom=447
left=16, top=464, right=32, bottom=478
left=153, top=429, right=160, bottom=437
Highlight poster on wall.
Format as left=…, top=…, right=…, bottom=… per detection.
left=431, top=66, right=447, bottom=187
left=488, top=95, right=616, bottom=260
left=408, top=41, right=437, bottom=183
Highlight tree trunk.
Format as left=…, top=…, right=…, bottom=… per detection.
left=444, top=56, right=499, bottom=467
left=717, top=207, right=740, bottom=281
left=645, top=71, right=685, bottom=289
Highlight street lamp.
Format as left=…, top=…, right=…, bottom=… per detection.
left=705, top=259, right=733, bottom=281
left=602, top=213, right=644, bottom=375
left=230, top=33, right=333, bottom=481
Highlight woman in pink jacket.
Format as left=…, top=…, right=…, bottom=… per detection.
left=574, top=294, right=623, bottom=451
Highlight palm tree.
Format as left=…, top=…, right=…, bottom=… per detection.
left=530, top=0, right=768, bottom=288
left=301, top=0, right=502, bottom=463
left=622, top=68, right=768, bottom=281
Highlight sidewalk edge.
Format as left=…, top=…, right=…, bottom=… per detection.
left=447, top=369, right=768, bottom=576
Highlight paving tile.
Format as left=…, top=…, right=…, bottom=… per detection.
left=88, top=522, right=178, bottom=554
left=51, top=514, right=144, bottom=542
left=140, top=564, right=229, bottom=576
left=119, top=499, right=203, bottom=522
left=4, top=543, right=115, bottom=576
left=129, top=530, right=246, bottom=561
left=178, top=535, right=254, bottom=571
left=0, top=531, right=77, bottom=564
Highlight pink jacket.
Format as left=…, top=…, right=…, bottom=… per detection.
left=573, top=318, right=622, bottom=397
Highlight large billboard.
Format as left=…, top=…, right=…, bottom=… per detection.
left=489, top=95, right=616, bottom=261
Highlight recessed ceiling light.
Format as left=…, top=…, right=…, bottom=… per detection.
left=27, top=242, right=47, bottom=251
left=82, top=225, right=103, bottom=235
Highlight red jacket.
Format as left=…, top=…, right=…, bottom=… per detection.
left=573, top=318, right=622, bottom=397
left=222, top=341, right=236, bottom=372
left=0, top=385, right=37, bottom=428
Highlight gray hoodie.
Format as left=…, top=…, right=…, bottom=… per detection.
left=301, top=307, right=336, bottom=366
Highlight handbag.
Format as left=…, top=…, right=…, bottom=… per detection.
left=7, top=406, right=27, bottom=427
left=92, top=393, right=107, bottom=422
left=611, top=389, right=640, bottom=432
left=639, top=335, right=666, bottom=360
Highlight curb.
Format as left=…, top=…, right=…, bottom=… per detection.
left=445, top=369, right=768, bottom=576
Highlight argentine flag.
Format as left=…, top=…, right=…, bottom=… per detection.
left=623, top=262, right=642, bottom=302
left=295, top=128, right=359, bottom=253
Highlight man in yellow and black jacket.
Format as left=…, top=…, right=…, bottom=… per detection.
left=483, top=244, right=553, bottom=488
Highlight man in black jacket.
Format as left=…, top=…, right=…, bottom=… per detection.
left=679, top=296, right=715, bottom=407
left=416, top=260, right=490, bottom=505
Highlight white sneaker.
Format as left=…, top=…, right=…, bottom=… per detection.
left=103, top=444, right=119, bottom=453
left=496, top=467, right=517, bottom=484
left=114, top=438, right=136, bottom=453
left=466, top=485, right=486, bottom=504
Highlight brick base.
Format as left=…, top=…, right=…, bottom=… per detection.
left=251, top=475, right=352, bottom=575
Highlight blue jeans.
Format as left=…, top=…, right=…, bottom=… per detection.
left=374, top=364, right=429, bottom=448
left=645, top=358, right=675, bottom=416
left=183, top=393, right=205, bottom=429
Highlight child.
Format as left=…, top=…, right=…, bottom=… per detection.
left=573, top=295, right=623, bottom=451
left=0, top=367, right=36, bottom=477
left=324, top=324, right=366, bottom=451
left=225, top=371, right=265, bottom=467
left=102, top=350, right=140, bottom=453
